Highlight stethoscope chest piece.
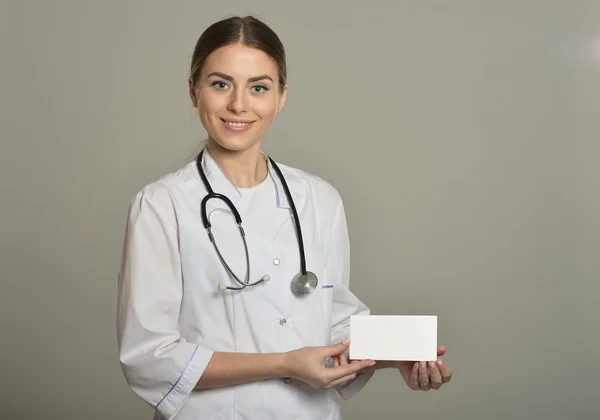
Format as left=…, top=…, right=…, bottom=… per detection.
left=291, top=271, right=318, bottom=295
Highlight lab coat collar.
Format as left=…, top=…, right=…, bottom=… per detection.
left=198, top=148, right=291, bottom=209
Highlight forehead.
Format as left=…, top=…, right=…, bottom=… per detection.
left=202, top=44, right=278, bottom=80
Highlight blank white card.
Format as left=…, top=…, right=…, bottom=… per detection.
left=349, top=315, right=437, bottom=361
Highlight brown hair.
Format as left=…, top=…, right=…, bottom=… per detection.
left=190, top=16, right=287, bottom=92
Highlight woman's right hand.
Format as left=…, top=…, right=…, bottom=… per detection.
left=284, top=340, right=374, bottom=389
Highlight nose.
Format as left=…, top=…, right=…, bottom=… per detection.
left=227, top=88, right=247, bottom=114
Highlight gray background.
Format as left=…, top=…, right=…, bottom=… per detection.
left=1, top=0, right=598, bottom=419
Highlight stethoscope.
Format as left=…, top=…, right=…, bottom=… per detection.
left=196, top=149, right=318, bottom=295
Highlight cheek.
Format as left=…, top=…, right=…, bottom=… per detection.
left=253, top=99, right=278, bottom=120
left=198, top=93, right=225, bottom=117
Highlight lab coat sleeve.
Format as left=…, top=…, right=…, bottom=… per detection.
left=117, top=184, right=214, bottom=419
left=326, top=190, right=375, bottom=399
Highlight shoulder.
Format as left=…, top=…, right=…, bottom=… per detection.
left=127, top=160, right=198, bottom=213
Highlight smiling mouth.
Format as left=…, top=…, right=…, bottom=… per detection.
left=221, top=118, right=255, bottom=127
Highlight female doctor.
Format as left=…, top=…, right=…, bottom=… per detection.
left=117, top=15, right=452, bottom=420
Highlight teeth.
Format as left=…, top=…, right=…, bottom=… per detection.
left=226, top=121, right=250, bottom=127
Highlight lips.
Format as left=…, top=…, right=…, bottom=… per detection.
left=220, top=118, right=255, bottom=132
left=224, top=120, right=251, bottom=127
left=221, top=118, right=254, bottom=124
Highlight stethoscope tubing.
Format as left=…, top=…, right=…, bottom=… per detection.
left=196, top=149, right=308, bottom=291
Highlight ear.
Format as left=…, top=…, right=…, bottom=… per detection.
left=188, top=78, right=197, bottom=108
left=276, top=84, right=288, bottom=114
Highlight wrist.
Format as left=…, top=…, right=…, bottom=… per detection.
left=278, top=351, right=294, bottom=378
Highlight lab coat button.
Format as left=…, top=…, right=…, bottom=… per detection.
left=279, top=318, right=287, bottom=326
left=273, top=258, right=280, bottom=266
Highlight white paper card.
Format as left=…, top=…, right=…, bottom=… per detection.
left=349, top=315, right=437, bottom=361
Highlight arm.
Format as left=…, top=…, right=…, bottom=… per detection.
left=195, top=341, right=373, bottom=390
left=117, top=185, right=215, bottom=419
left=194, top=352, right=288, bottom=389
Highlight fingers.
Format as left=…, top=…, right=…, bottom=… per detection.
left=325, top=372, right=357, bottom=388
left=333, top=356, right=340, bottom=368
left=321, top=339, right=351, bottom=358
left=323, top=354, right=363, bottom=388
left=323, top=358, right=373, bottom=387
left=418, top=362, right=430, bottom=390
left=411, top=359, right=451, bottom=391
left=437, top=358, right=452, bottom=383
left=407, top=362, right=420, bottom=390
left=437, top=345, right=447, bottom=357
left=310, top=341, right=374, bottom=389
left=327, top=341, right=350, bottom=369
left=330, top=353, right=350, bottom=369
left=428, top=361, right=443, bottom=390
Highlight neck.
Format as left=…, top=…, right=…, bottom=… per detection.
left=206, top=140, right=268, bottom=188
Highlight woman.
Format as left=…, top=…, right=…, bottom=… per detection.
left=117, top=15, right=452, bottom=420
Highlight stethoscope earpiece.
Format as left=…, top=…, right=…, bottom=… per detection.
left=198, top=149, right=316, bottom=295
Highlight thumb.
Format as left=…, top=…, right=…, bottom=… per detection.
left=321, top=339, right=351, bottom=357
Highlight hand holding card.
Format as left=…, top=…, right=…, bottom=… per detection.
left=348, top=315, right=452, bottom=391
left=349, top=315, right=438, bottom=361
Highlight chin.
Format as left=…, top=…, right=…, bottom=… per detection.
left=208, top=132, right=262, bottom=153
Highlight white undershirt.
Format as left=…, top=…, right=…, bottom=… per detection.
left=237, top=171, right=277, bottom=206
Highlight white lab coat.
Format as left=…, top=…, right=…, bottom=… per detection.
left=117, top=150, right=374, bottom=419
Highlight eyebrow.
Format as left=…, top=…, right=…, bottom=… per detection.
left=207, top=72, right=274, bottom=84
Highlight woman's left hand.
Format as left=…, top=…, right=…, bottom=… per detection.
left=398, top=345, right=452, bottom=391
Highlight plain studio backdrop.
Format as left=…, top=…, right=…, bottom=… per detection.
left=1, top=1, right=598, bottom=419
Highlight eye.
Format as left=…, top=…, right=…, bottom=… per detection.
left=251, top=85, right=269, bottom=94
left=211, top=81, right=229, bottom=90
